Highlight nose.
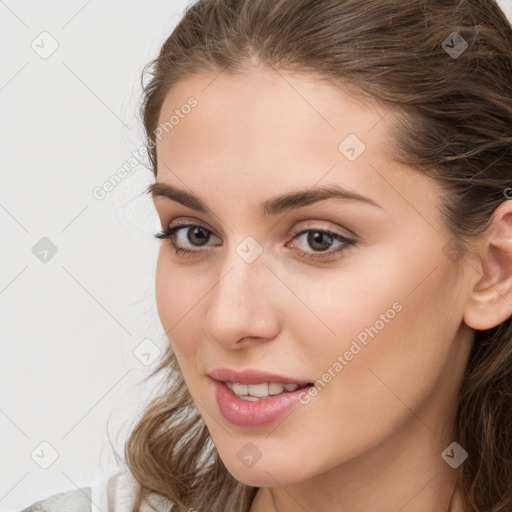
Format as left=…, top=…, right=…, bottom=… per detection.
left=203, top=247, right=281, bottom=349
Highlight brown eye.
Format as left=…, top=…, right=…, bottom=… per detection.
left=187, top=226, right=211, bottom=246
left=288, top=228, right=355, bottom=262
left=154, top=223, right=221, bottom=257
left=307, top=231, right=334, bottom=251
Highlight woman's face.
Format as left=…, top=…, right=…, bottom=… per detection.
left=151, top=67, right=475, bottom=490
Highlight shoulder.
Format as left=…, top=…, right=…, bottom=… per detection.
left=16, top=471, right=141, bottom=512
left=17, top=486, right=92, bottom=512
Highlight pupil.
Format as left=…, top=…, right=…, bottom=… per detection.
left=188, top=227, right=209, bottom=246
left=309, top=231, right=331, bottom=251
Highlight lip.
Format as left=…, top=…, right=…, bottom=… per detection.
left=208, top=367, right=312, bottom=386
left=210, top=378, right=313, bottom=427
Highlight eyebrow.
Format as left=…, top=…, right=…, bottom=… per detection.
left=146, top=181, right=383, bottom=216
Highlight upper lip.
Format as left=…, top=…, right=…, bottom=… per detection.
left=208, top=367, right=312, bottom=386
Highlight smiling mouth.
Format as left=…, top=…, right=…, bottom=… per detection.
left=224, top=381, right=313, bottom=401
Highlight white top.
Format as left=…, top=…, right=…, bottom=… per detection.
left=14, top=471, right=171, bottom=512
left=90, top=471, right=139, bottom=512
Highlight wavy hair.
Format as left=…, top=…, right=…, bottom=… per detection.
left=120, top=1, right=512, bottom=510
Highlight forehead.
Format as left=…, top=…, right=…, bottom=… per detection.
left=154, top=67, right=441, bottom=222
left=157, top=66, right=393, bottom=161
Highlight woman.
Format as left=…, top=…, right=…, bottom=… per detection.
left=18, top=0, right=512, bottom=510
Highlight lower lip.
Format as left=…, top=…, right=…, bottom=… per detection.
left=211, top=378, right=312, bottom=427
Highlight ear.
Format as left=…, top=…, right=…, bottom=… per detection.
left=463, top=200, right=512, bottom=331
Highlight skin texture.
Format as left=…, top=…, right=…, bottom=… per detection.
left=151, top=67, right=512, bottom=512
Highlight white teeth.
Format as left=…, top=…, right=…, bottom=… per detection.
left=232, top=383, right=249, bottom=395
left=269, top=383, right=284, bottom=395
left=225, top=381, right=304, bottom=400
left=246, top=383, right=269, bottom=397
left=239, top=395, right=259, bottom=401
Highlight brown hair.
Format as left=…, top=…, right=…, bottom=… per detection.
left=120, top=1, right=512, bottom=510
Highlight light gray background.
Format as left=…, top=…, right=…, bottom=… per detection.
left=0, top=2, right=190, bottom=510
left=1, top=1, right=512, bottom=510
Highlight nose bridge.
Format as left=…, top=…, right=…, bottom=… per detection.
left=216, top=233, right=270, bottom=303
left=204, top=238, right=280, bottom=346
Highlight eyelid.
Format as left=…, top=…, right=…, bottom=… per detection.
left=164, top=217, right=355, bottom=243
left=288, top=219, right=356, bottom=241
left=285, top=226, right=354, bottom=258
left=158, top=217, right=357, bottom=261
left=165, top=217, right=221, bottom=238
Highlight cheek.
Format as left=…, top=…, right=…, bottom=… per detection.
left=296, top=248, right=458, bottom=408
left=155, top=249, right=205, bottom=358
left=310, top=240, right=457, bottom=358
left=303, top=261, right=459, bottom=438
left=281, top=250, right=408, bottom=359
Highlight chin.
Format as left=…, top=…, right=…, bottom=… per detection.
left=228, top=467, right=296, bottom=487
left=220, top=454, right=310, bottom=487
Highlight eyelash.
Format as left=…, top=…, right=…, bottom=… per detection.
left=154, top=222, right=356, bottom=262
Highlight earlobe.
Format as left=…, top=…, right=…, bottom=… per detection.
left=463, top=202, right=512, bottom=331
